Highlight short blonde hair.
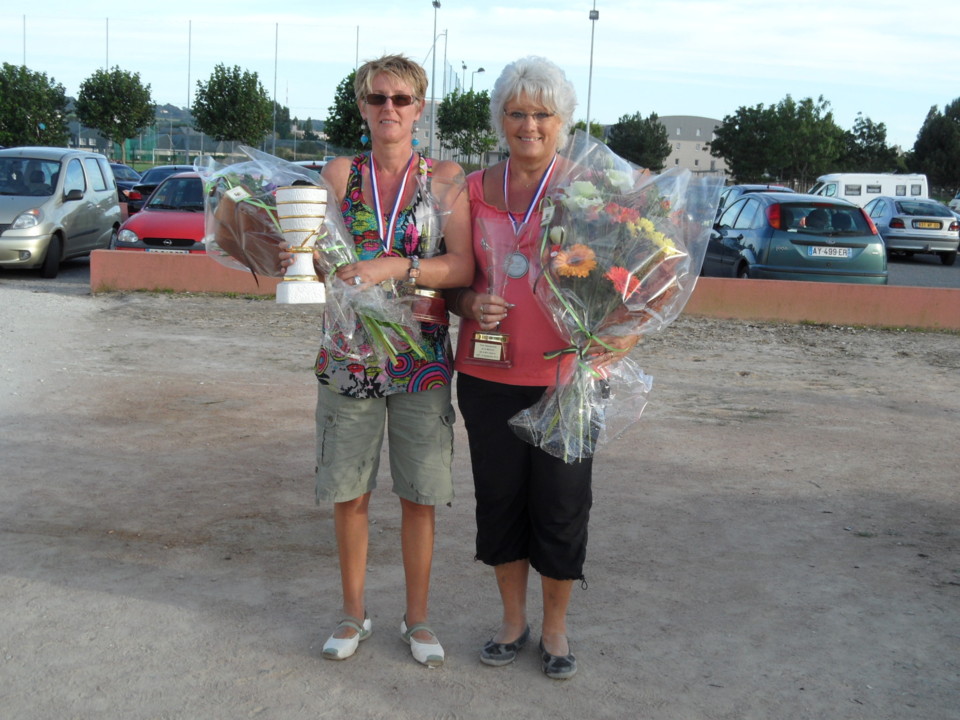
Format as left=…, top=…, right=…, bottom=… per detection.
left=489, top=56, right=578, bottom=149
left=354, top=54, right=428, bottom=105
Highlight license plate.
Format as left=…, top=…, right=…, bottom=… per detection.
left=808, top=246, right=850, bottom=258
left=914, top=221, right=940, bottom=229
left=146, top=248, right=189, bottom=254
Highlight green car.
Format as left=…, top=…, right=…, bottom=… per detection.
left=704, top=192, right=888, bottom=284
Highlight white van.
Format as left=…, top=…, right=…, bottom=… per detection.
left=808, top=173, right=928, bottom=207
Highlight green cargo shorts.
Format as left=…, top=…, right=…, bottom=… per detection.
left=314, top=384, right=456, bottom=505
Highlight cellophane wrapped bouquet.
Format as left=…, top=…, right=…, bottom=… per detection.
left=508, top=131, right=723, bottom=462
left=198, top=146, right=423, bottom=365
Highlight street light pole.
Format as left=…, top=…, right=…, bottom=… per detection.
left=471, top=67, right=485, bottom=90
left=429, top=1, right=440, bottom=158
left=586, top=2, right=599, bottom=139
left=461, top=62, right=467, bottom=91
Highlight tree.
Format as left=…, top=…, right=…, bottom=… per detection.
left=324, top=71, right=364, bottom=151
left=272, top=101, right=292, bottom=140
left=836, top=113, right=900, bottom=173
left=710, top=95, right=845, bottom=186
left=192, top=64, right=273, bottom=146
left=74, top=66, right=154, bottom=163
left=573, top=119, right=605, bottom=140
left=0, top=63, right=69, bottom=147
left=910, top=99, right=960, bottom=191
left=606, top=111, right=671, bottom=171
left=436, top=89, right=496, bottom=163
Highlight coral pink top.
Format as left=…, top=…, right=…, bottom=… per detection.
left=454, top=170, right=569, bottom=386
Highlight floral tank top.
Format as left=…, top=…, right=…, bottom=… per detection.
left=315, top=152, right=453, bottom=399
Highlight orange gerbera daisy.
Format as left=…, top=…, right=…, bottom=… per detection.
left=553, top=244, right=597, bottom=278
left=605, top=266, right=642, bottom=299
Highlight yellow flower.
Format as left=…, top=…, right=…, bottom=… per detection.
left=553, top=244, right=597, bottom=278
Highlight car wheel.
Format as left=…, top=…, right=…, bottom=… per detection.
left=939, top=250, right=957, bottom=266
left=109, top=228, right=118, bottom=250
left=40, top=234, right=62, bottom=279
left=735, top=262, right=750, bottom=279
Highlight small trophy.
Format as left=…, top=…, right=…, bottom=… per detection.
left=463, top=218, right=519, bottom=368
left=401, top=180, right=449, bottom=325
left=274, top=184, right=327, bottom=305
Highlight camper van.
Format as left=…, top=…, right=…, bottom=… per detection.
left=808, top=173, right=927, bottom=207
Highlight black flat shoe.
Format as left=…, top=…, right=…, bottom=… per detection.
left=479, top=625, right=531, bottom=666
left=539, top=638, right=577, bottom=680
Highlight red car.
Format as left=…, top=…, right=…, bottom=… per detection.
left=113, top=172, right=207, bottom=254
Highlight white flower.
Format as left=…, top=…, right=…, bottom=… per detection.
left=549, top=226, right=566, bottom=244
left=605, top=170, right=633, bottom=194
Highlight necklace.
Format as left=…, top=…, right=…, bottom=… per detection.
left=503, top=155, right=557, bottom=235
left=369, top=151, right=416, bottom=256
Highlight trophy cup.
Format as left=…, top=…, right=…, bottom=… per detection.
left=274, top=184, right=327, bottom=305
left=401, top=183, right=449, bottom=325
left=462, top=218, right=519, bottom=367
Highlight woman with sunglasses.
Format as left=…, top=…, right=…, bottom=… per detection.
left=294, top=54, right=472, bottom=667
left=448, top=56, right=637, bottom=680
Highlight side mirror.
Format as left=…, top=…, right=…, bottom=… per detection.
left=64, top=188, right=83, bottom=201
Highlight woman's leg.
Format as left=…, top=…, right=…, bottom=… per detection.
left=331, top=491, right=371, bottom=638
left=400, top=497, right=438, bottom=642
left=492, top=559, right=531, bottom=643
left=541, top=576, right=573, bottom=655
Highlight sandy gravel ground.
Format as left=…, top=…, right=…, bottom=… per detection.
left=1, top=281, right=958, bottom=720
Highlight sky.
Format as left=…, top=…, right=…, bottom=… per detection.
left=3, top=0, right=958, bottom=150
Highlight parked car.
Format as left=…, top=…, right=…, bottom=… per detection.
left=947, top=191, right=960, bottom=212
left=715, top=184, right=795, bottom=219
left=292, top=159, right=326, bottom=171
left=126, top=164, right=194, bottom=214
left=703, top=192, right=887, bottom=284
left=0, top=146, right=121, bottom=278
left=113, top=172, right=207, bottom=254
left=863, top=196, right=959, bottom=266
left=110, top=162, right=141, bottom=204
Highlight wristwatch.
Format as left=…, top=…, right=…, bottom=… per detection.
left=406, top=255, right=421, bottom=286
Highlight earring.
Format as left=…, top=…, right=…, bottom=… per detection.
left=360, top=122, right=369, bottom=146
left=411, top=124, right=420, bottom=148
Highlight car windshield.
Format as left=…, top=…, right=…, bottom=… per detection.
left=894, top=200, right=952, bottom=218
left=0, top=157, right=61, bottom=197
left=112, top=165, right=140, bottom=182
left=779, top=203, right=870, bottom=235
left=140, top=167, right=187, bottom=185
left=146, top=176, right=204, bottom=210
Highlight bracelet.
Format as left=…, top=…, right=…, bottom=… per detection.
left=405, top=255, right=421, bottom=286
left=452, top=287, right=468, bottom=317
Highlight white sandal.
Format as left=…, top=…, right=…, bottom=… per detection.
left=321, top=615, right=371, bottom=660
left=400, top=617, right=444, bottom=668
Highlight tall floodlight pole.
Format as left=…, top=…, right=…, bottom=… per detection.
left=471, top=67, right=485, bottom=90
left=429, top=1, right=440, bottom=158
left=586, top=2, right=599, bottom=139
left=272, top=23, right=278, bottom=154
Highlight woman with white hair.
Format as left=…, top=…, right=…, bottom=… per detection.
left=449, top=56, right=638, bottom=680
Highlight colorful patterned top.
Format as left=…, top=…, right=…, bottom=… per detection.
left=315, top=152, right=453, bottom=399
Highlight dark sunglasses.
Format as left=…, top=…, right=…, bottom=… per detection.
left=365, top=93, right=418, bottom=107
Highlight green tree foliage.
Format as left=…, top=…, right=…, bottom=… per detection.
left=324, top=71, right=364, bottom=152
left=436, top=89, right=496, bottom=162
left=0, top=63, right=69, bottom=147
left=836, top=113, right=901, bottom=173
left=910, top=99, right=960, bottom=191
left=192, top=64, right=273, bottom=146
left=75, top=66, right=154, bottom=163
left=573, top=119, right=605, bottom=140
left=606, top=111, right=671, bottom=171
left=272, top=101, right=292, bottom=140
left=709, top=95, right=846, bottom=186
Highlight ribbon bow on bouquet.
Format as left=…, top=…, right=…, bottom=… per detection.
left=508, top=130, right=723, bottom=462
left=199, top=146, right=424, bottom=365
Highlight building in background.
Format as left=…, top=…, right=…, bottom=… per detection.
left=658, top=115, right=727, bottom=177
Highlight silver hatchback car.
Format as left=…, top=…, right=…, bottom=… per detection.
left=863, top=195, right=959, bottom=266
left=0, top=147, right=122, bottom=277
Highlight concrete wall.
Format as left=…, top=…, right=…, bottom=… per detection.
left=89, top=250, right=960, bottom=331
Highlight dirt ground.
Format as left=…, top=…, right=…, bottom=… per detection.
left=2, top=281, right=958, bottom=720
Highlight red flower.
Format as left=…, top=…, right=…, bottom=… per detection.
left=604, top=266, right=642, bottom=300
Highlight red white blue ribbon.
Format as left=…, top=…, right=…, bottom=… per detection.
left=369, top=151, right=416, bottom=256
left=503, top=154, right=557, bottom=235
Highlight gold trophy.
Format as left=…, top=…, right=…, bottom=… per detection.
left=463, top=218, right=519, bottom=367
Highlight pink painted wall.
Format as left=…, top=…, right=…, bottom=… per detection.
left=90, top=251, right=960, bottom=331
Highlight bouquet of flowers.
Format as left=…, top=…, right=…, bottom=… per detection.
left=508, top=130, right=723, bottom=462
left=198, top=146, right=423, bottom=365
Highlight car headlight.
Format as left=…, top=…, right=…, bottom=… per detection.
left=117, top=228, right=140, bottom=244
left=12, top=208, right=42, bottom=229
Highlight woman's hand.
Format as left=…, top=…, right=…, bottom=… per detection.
left=464, top=290, right=511, bottom=331
left=588, top=334, right=642, bottom=370
left=334, top=257, right=408, bottom=287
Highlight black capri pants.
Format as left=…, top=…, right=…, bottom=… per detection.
left=456, top=372, right=593, bottom=581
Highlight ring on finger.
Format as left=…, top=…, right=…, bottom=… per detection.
left=353, top=276, right=362, bottom=285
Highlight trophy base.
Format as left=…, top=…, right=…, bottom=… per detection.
left=276, top=279, right=326, bottom=304
left=462, top=330, right=512, bottom=368
left=410, top=288, right=448, bottom=325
